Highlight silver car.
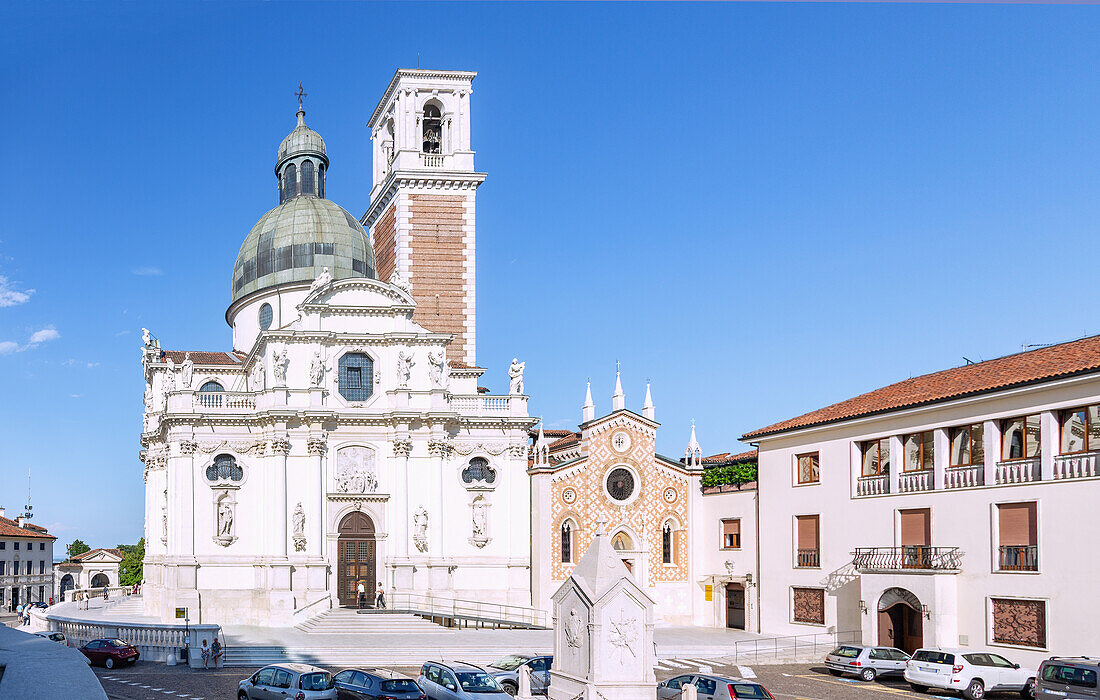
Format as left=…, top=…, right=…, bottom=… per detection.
left=418, top=661, right=507, bottom=699
left=825, top=644, right=911, bottom=682
left=487, top=654, right=552, bottom=696
left=657, top=674, right=774, bottom=699
left=238, top=663, right=337, bottom=700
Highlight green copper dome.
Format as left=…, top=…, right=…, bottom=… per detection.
left=231, top=107, right=375, bottom=303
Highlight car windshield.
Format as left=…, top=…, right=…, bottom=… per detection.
left=912, top=651, right=954, bottom=665
left=728, top=684, right=772, bottom=699
left=830, top=646, right=862, bottom=658
left=106, top=639, right=129, bottom=647
left=381, top=679, right=420, bottom=692
left=456, top=672, right=503, bottom=692
left=490, top=655, right=531, bottom=671
left=299, top=672, right=334, bottom=690
left=1043, top=665, right=1098, bottom=688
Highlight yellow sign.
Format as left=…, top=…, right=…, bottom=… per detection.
left=175, top=608, right=187, bottom=619
left=704, top=585, right=713, bottom=602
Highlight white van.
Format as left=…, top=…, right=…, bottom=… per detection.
left=904, top=648, right=1036, bottom=699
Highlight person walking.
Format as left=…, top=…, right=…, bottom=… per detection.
left=356, top=580, right=365, bottom=609
left=375, top=583, right=385, bottom=610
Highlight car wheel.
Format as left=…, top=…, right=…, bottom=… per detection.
left=828, top=669, right=842, bottom=677
left=1021, top=679, right=1036, bottom=699
left=860, top=668, right=877, bottom=682
left=105, top=657, right=115, bottom=669
left=909, top=683, right=927, bottom=693
left=502, top=681, right=518, bottom=696
left=238, top=693, right=248, bottom=700
left=964, top=679, right=985, bottom=700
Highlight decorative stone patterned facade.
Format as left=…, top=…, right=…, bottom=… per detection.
left=992, top=597, right=1046, bottom=648
left=792, top=587, right=825, bottom=625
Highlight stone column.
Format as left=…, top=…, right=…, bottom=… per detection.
left=1040, top=411, right=1057, bottom=481
left=271, top=437, right=291, bottom=558
left=983, top=420, right=1000, bottom=486
left=307, top=435, right=326, bottom=558
left=933, top=428, right=949, bottom=491
left=393, top=436, right=412, bottom=559
left=888, top=436, right=903, bottom=494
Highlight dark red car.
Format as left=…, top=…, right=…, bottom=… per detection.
left=80, top=638, right=140, bottom=668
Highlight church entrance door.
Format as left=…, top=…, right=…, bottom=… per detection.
left=337, top=511, right=377, bottom=607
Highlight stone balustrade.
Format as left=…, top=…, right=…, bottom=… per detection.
left=1054, top=451, right=1100, bottom=480
left=899, top=469, right=933, bottom=493
left=996, top=458, right=1040, bottom=485
left=945, top=464, right=984, bottom=489
left=856, top=474, right=888, bottom=496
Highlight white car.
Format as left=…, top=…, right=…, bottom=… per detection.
left=904, top=648, right=1036, bottom=699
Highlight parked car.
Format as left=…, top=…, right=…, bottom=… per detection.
left=904, top=648, right=1035, bottom=699
left=239, top=664, right=337, bottom=700
left=657, top=674, right=774, bottom=699
left=1036, top=657, right=1100, bottom=699
left=418, top=661, right=506, bottom=698
left=333, top=667, right=425, bottom=700
left=31, top=601, right=49, bottom=609
left=79, top=638, right=140, bottom=669
left=825, top=644, right=911, bottom=681
left=487, top=654, right=552, bottom=695
left=34, top=631, right=67, bottom=645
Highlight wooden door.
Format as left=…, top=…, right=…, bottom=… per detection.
left=337, top=512, right=376, bottom=607
left=725, top=584, right=745, bottom=629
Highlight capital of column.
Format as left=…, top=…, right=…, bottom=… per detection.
left=427, top=439, right=451, bottom=458
left=178, top=440, right=198, bottom=456
left=393, top=439, right=412, bottom=457
left=307, top=436, right=327, bottom=456
left=271, top=438, right=291, bottom=456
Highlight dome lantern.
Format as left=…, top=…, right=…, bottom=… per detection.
left=276, top=90, right=329, bottom=204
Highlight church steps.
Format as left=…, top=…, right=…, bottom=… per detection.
left=222, top=644, right=544, bottom=668
left=293, top=609, right=450, bottom=635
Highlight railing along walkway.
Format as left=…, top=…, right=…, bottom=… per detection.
left=383, top=592, right=549, bottom=629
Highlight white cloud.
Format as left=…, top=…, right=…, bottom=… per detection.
left=86, top=362, right=100, bottom=368
left=0, top=276, right=34, bottom=308
left=69, top=394, right=82, bottom=399
left=61, top=358, right=77, bottom=366
left=115, top=330, right=131, bottom=336
left=0, top=341, right=18, bottom=355
left=131, top=266, right=163, bottom=276
left=28, top=327, right=60, bottom=345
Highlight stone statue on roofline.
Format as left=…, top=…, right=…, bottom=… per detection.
left=309, top=266, right=332, bottom=296
left=180, top=353, right=194, bottom=389
left=509, top=358, right=525, bottom=395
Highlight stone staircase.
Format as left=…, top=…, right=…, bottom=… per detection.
left=294, top=608, right=450, bottom=635
left=221, top=642, right=544, bottom=668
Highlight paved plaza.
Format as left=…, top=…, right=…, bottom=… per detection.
left=91, top=661, right=1034, bottom=700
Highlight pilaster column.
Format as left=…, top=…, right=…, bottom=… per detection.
left=271, top=437, right=291, bottom=558
left=983, top=420, right=1000, bottom=486
left=428, top=436, right=450, bottom=562
left=307, top=435, right=327, bottom=558
left=888, top=436, right=903, bottom=494
left=933, top=428, right=949, bottom=491
left=179, top=440, right=198, bottom=557
left=1040, top=411, right=1057, bottom=481
left=394, top=436, right=412, bottom=559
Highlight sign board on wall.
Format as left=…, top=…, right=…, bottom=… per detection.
left=175, top=608, right=187, bottom=619
left=704, top=585, right=712, bottom=602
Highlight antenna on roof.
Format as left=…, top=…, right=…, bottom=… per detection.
left=23, top=468, right=32, bottom=521
left=963, top=357, right=975, bottom=365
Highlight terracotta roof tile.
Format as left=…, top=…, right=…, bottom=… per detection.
left=702, top=449, right=758, bottom=464
left=549, top=434, right=581, bottom=450
left=0, top=516, right=55, bottom=540
left=160, top=350, right=243, bottom=366
left=743, top=335, right=1100, bottom=440
left=71, top=547, right=122, bottom=561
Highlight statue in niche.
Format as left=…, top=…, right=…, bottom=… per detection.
left=309, top=349, right=325, bottom=387
left=161, top=503, right=168, bottom=544
left=164, top=358, right=176, bottom=391
left=144, top=385, right=154, bottom=413
left=508, top=358, right=525, bottom=395
left=428, top=349, right=447, bottom=388
left=413, top=506, right=429, bottom=552
left=252, top=359, right=265, bottom=391
left=218, top=500, right=234, bottom=537
left=396, top=350, right=413, bottom=389
left=272, top=347, right=288, bottom=385
left=292, top=502, right=307, bottom=552
left=309, top=266, right=332, bottom=295
left=180, top=353, right=194, bottom=389
left=335, top=446, right=378, bottom=494
left=565, top=608, right=584, bottom=653
left=470, top=496, right=490, bottom=548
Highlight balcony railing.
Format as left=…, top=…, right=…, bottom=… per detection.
left=945, top=464, right=984, bottom=489
left=996, top=458, right=1040, bottom=484
left=1054, top=452, right=1100, bottom=480
left=449, top=394, right=515, bottom=414
left=856, top=474, right=888, bottom=496
left=999, top=545, right=1038, bottom=571
left=796, top=548, right=820, bottom=568
left=899, top=469, right=933, bottom=492
left=195, top=391, right=256, bottom=410
left=852, top=546, right=962, bottom=573
left=420, top=153, right=444, bottom=167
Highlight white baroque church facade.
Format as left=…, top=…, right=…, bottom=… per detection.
left=139, top=70, right=536, bottom=626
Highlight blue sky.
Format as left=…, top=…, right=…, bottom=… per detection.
left=2, top=3, right=1099, bottom=549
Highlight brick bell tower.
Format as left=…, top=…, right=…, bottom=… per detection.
left=363, top=69, right=484, bottom=366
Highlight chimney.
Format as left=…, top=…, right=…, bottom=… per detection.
left=15, top=516, right=23, bottom=528
left=0, top=506, right=5, bottom=518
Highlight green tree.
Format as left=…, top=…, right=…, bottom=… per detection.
left=117, top=538, right=144, bottom=586
left=67, top=539, right=90, bottom=558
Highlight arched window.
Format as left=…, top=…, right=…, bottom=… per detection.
left=206, top=454, right=243, bottom=482
left=422, top=104, right=442, bottom=154
left=611, top=531, right=634, bottom=551
left=284, top=163, right=297, bottom=200
left=199, top=381, right=224, bottom=393
left=662, top=522, right=674, bottom=564
left=461, top=457, right=497, bottom=484
left=318, top=165, right=325, bottom=197
left=300, top=160, right=315, bottom=196
left=561, top=521, right=573, bottom=563
left=338, top=352, right=374, bottom=402
left=259, top=303, right=273, bottom=331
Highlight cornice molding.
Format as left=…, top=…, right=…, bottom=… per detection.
left=363, top=171, right=485, bottom=227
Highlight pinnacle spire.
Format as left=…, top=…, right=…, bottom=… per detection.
left=685, top=420, right=702, bottom=466
left=582, top=379, right=595, bottom=423
left=612, top=364, right=625, bottom=412
left=642, top=380, right=655, bottom=420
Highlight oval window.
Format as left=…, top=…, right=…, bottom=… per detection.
left=259, top=303, right=273, bottom=331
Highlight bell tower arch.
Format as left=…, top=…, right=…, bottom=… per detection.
left=363, top=69, right=483, bottom=366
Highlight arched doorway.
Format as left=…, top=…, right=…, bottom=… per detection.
left=90, top=573, right=109, bottom=589
left=878, top=587, right=924, bottom=653
left=337, top=511, right=376, bottom=607
left=59, top=574, right=75, bottom=600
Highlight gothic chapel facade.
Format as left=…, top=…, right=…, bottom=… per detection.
left=139, top=70, right=536, bottom=626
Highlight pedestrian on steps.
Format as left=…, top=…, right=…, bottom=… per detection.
left=375, top=583, right=386, bottom=610
left=356, top=580, right=365, bottom=609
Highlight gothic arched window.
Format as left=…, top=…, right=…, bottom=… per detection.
left=338, top=352, right=374, bottom=402
left=300, top=160, right=315, bottom=196
left=462, top=457, right=497, bottom=484
left=561, top=521, right=573, bottom=563
left=206, top=454, right=243, bottom=483
left=422, top=104, right=442, bottom=154
left=662, top=522, right=674, bottom=564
